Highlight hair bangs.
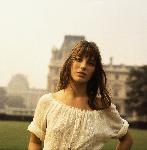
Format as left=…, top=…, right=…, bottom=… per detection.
left=77, top=44, right=97, bottom=63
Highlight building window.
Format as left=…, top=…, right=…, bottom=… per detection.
left=115, top=74, right=119, bottom=80
left=113, top=84, right=121, bottom=97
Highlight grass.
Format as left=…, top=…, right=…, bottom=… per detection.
left=0, top=121, right=147, bottom=150
left=0, top=121, right=30, bottom=150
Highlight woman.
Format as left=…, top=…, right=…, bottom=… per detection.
left=28, top=40, right=133, bottom=150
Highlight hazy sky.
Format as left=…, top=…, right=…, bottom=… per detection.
left=0, top=0, right=147, bottom=89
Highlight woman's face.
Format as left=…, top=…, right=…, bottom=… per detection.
left=70, top=55, right=96, bottom=84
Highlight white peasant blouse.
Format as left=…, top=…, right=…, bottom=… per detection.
left=28, top=93, right=129, bottom=150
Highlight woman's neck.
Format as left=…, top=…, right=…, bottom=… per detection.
left=65, top=81, right=87, bottom=97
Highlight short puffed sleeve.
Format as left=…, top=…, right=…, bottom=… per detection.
left=104, top=103, right=129, bottom=139
left=27, top=94, right=50, bottom=141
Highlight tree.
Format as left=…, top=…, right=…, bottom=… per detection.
left=126, top=65, right=147, bottom=118
left=6, top=95, right=25, bottom=108
left=0, top=87, right=8, bottom=109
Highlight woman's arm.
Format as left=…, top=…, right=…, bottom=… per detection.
left=115, top=131, right=133, bottom=150
left=28, top=133, right=42, bottom=150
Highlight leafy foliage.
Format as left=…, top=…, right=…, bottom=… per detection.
left=6, top=95, right=25, bottom=108
left=0, top=87, right=26, bottom=108
left=0, top=87, right=7, bottom=108
left=126, top=65, right=147, bottom=116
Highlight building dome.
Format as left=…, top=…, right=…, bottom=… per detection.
left=7, top=74, right=29, bottom=94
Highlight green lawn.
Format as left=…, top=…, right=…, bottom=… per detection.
left=0, top=121, right=30, bottom=150
left=0, top=120, right=147, bottom=150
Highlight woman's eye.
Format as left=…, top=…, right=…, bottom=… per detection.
left=88, top=62, right=95, bottom=66
left=75, top=57, right=82, bottom=62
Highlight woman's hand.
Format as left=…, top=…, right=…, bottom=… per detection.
left=115, top=131, right=133, bottom=150
left=28, top=133, right=42, bottom=150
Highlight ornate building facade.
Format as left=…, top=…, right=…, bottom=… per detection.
left=47, top=35, right=134, bottom=115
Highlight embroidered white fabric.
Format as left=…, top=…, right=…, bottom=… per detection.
left=28, top=93, right=129, bottom=150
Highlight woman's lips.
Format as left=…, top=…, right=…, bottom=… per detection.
left=77, top=72, right=87, bottom=77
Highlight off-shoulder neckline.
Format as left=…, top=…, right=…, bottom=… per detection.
left=48, top=93, right=102, bottom=113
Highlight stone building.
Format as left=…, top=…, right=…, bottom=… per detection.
left=47, top=35, right=134, bottom=115
left=104, top=62, right=132, bottom=115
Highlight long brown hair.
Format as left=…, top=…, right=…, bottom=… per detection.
left=57, top=40, right=111, bottom=110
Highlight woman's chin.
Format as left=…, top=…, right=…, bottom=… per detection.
left=74, top=78, right=89, bottom=84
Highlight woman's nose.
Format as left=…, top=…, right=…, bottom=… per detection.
left=80, top=60, right=87, bottom=70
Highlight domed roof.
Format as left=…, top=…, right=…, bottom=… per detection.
left=8, top=74, right=29, bottom=91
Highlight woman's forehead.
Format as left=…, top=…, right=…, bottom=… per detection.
left=77, top=50, right=96, bottom=60
left=76, top=55, right=96, bottom=62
